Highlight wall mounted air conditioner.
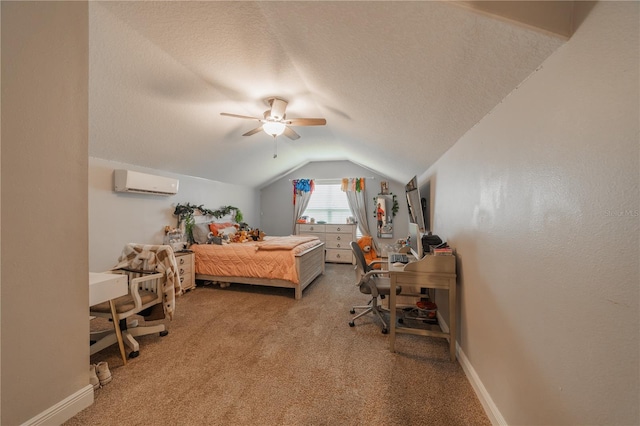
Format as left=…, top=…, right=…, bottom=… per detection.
left=114, top=169, right=179, bottom=195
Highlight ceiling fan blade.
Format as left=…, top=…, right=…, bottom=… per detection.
left=242, top=126, right=264, bottom=137
left=221, top=112, right=261, bottom=121
left=283, top=126, right=300, bottom=140
left=285, top=118, right=327, bottom=126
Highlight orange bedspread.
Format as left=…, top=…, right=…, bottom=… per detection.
left=192, top=236, right=322, bottom=284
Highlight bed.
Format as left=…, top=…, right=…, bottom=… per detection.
left=192, top=235, right=325, bottom=300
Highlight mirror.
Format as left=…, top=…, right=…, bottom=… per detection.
left=376, top=195, right=393, bottom=238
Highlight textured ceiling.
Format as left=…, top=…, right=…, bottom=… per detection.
left=89, top=1, right=568, bottom=188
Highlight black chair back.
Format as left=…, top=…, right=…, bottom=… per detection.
left=350, top=241, right=368, bottom=273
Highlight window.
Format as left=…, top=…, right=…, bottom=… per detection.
left=303, top=182, right=351, bottom=224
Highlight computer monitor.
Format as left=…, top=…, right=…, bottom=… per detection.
left=408, top=222, right=423, bottom=259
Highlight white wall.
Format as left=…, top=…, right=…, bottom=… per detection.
left=89, top=157, right=260, bottom=272
left=260, top=160, right=408, bottom=248
left=422, top=2, right=639, bottom=424
left=1, top=2, right=91, bottom=424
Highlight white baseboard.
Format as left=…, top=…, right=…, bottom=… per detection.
left=21, top=385, right=94, bottom=426
left=436, top=311, right=507, bottom=426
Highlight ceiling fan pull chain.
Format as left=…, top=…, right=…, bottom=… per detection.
left=273, top=135, right=278, bottom=159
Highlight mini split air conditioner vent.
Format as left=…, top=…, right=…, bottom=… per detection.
left=114, top=170, right=179, bottom=195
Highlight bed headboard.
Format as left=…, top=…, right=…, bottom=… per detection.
left=192, top=213, right=235, bottom=225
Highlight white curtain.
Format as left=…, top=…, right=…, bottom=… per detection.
left=342, top=178, right=373, bottom=238
left=292, top=179, right=314, bottom=234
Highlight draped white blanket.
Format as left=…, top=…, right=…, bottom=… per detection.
left=111, top=243, right=180, bottom=320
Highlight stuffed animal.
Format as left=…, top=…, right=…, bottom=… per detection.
left=206, top=232, right=222, bottom=245
left=357, top=235, right=380, bottom=268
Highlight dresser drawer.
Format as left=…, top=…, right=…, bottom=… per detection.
left=296, top=223, right=356, bottom=264
left=325, top=233, right=350, bottom=249
left=177, top=256, right=192, bottom=275
left=326, top=249, right=354, bottom=263
left=325, top=224, right=353, bottom=234
left=299, top=232, right=325, bottom=243
left=174, top=251, right=195, bottom=292
left=180, top=272, right=193, bottom=287
left=298, top=224, right=326, bottom=233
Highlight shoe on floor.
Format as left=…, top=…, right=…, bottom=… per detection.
left=89, top=364, right=100, bottom=390
left=95, top=361, right=112, bottom=385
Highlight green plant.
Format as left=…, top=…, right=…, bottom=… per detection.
left=391, top=194, right=399, bottom=217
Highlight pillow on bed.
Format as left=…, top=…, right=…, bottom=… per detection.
left=220, top=226, right=237, bottom=236
left=208, top=222, right=234, bottom=236
left=192, top=223, right=211, bottom=244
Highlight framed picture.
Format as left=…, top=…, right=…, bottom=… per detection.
left=380, top=181, right=389, bottom=195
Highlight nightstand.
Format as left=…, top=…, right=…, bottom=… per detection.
left=174, top=251, right=195, bottom=292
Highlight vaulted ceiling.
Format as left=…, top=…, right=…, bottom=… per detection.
left=89, top=1, right=571, bottom=188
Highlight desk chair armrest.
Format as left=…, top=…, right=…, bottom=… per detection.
left=128, top=272, right=164, bottom=311
left=355, top=268, right=390, bottom=285
left=363, top=269, right=389, bottom=279
left=359, top=270, right=391, bottom=298
left=357, top=269, right=390, bottom=293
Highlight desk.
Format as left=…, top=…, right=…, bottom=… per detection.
left=388, top=254, right=457, bottom=361
left=89, top=272, right=128, bottom=365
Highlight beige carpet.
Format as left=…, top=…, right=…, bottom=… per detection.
left=68, top=264, right=490, bottom=426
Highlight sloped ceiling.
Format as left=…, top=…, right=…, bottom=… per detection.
left=89, top=1, right=569, bottom=188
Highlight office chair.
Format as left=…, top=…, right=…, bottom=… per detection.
left=349, top=241, right=401, bottom=334
left=90, top=244, right=180, bottom=359
left=356, top=235, right=382, bottom=269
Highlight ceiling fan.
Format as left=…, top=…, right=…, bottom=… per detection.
left=220, top=97, right=327, bottom=141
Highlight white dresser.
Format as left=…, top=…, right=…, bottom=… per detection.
left=296, top=223, right=356, bottom=264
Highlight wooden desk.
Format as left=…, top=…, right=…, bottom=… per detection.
left=89, top=272, right=128, bottom=365
left=388, top=254, right=457, bottom=361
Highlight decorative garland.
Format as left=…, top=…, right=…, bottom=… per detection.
left=173, top=203, right=244, bottom=244
left=292, top=179, right=314, bottom=205
left=293, top=179, right=314, bottom=193
left=173, top=203, right=244, bottom=224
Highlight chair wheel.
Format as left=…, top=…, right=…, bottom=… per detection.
left=348, top=321, right=355, bottom=327
left=159, top=330, right=169, bottom=337
left=349, top=309, right=355, bottom=314
left=129, top=351, right=140, bottom=359
left=381, top=328, right=388, bottom=334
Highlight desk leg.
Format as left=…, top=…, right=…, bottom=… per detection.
left=108, top=300, right=127, bottom=365
left=449, top=280, right=456, bottom=361
left=389, top=275, right=397, bottom=352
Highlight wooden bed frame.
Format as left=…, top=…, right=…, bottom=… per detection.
left=195, top=242, right=325, bottom=300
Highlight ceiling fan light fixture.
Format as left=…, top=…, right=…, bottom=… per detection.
left=221, top=97, right=324, bottom=142
left=262, top=121, right=286, bottom=137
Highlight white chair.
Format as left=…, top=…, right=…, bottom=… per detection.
left=90, top=244, right=179, bottom=359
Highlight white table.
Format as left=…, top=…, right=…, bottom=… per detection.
left=89, top=272, right=128, bottom=365
left=388, top=254, right=457, bottom=361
